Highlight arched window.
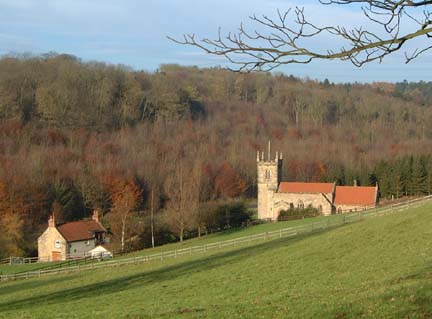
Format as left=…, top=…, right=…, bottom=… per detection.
left=298, top=200, right=304, bottom=210
left=337, top=207, right=342, bottom=214
left=264, top=169, right=272, bottom=180
left=318, top=205, right=323, bottom=214
left=289, top=203, right=294, bottom=209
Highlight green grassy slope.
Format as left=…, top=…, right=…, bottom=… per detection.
left=0, top=213, right=348, bottom=275
left=1, top=203, right=432, bottom=318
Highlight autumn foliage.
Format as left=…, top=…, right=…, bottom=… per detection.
left=0, top=56, right=431, bottom=257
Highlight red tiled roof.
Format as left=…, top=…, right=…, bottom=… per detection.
left=279, top=182, right=334, bottom=194
left=334, top=186, right=377, bottom=206
left=57, top=220, right=106, bottom=242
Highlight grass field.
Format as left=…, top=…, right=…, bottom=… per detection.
left=0, top=212, right=349, bottom=276
left=1, top=202, right=432, bottom=318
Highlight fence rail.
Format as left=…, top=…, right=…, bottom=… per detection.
left=1, top=195, right=431, bottom=282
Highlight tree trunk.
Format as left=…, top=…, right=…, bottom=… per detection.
left=121, top=219, right=126, bottom=252
left=151, top=187, right=155, bottom=248
left=180, top=221, right=184, bottom=242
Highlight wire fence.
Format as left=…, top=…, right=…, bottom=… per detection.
left=1, top=195, right=431, bottom=282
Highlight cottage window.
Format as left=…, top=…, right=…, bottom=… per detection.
left=85, top=240, right=90, bottom=246
left=54, top=240, right=61, bottom=248
left=337, top=207, right=342, bottom=214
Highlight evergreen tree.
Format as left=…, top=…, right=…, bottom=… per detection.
left=410, top=156, right=427, bottom=195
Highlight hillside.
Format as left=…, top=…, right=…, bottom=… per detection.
left=1, top=201, right=431, bottom=318
left=1, top=55, right=432, bottom=258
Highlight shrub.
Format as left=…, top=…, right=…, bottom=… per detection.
left=277, top=205, right=320, bottom=221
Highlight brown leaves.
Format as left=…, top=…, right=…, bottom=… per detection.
left=214, top=161, right=248, bottom=198
left=0, top=181, right=30, bottom=256
left=108, top=177, right=142, bottom=213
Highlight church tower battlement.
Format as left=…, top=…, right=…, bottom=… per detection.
left=257, top=142, right=282, bottom=219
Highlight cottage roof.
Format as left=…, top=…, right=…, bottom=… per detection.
left=334, top=186, right=377, bottom=206
left=57, top=220, right=106, bottom=242
left=278, top=182, right=334, bottom=194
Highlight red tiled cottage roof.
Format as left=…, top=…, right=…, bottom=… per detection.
left=279, top=182, right=334, bottom=194
left=334, top=186, right=377, bottom=206
left=57, top=220, right=106, bottom=242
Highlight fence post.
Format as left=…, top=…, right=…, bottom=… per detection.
left=9, top=256, right=12, bottom=265
left=279, top=229, right=282, bottom=238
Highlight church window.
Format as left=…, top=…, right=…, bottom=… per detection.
left=265, top=169, right=272, bottom=180
left=298, top=200, right=304, bottom=210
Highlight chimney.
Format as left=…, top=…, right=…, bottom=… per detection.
left=48, top=214, right=55, bottom=228
left=92, top=209, right=100, bottom=223
left=257, top=150, right=260, bottom=162
left=275, top=151, right=279, bottom=161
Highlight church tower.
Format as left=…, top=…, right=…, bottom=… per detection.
left=257, top=142, right=282, bottom=219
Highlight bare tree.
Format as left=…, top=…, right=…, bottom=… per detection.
left=169, top=0, right=432, bottom=71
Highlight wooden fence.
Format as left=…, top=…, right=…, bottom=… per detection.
left=1, top=195, right=431, bottom=282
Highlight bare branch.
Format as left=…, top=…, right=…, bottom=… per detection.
left=169, top=0, right=431, bottom=71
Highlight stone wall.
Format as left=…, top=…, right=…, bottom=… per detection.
left=257, top=157, right=282, bottom=220
left=37, top=227, right=67, bottom=261
left=272, top=192, right=334, bottom=219
left=335, top=204, right=375, bottom=214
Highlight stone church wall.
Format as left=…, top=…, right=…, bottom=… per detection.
left=335, top=204, right=375, bottom=214
left=272, top=192, right=333, bottom=219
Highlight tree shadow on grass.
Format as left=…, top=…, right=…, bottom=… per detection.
left=0, top=274, right=80, bottom=297
left=0, top=227, right=338, bottom=312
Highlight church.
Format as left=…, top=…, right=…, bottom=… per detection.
left=257, top=146, right=379, bottom=220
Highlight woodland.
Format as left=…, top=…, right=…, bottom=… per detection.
left=0, top=53, right=431, bottom=258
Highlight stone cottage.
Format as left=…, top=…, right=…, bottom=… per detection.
left=38, top=210, right=107, bottom=261
left=257, top=147, right=378, bottom=220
